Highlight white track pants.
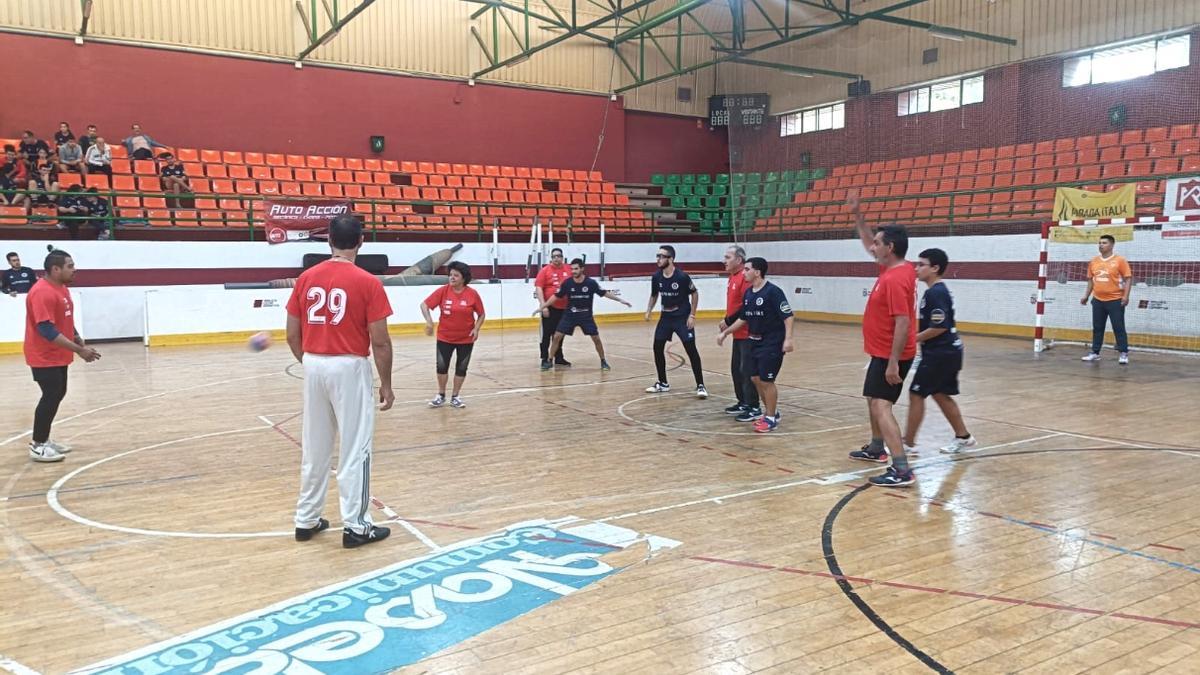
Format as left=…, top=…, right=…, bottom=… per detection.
left=295, top=353, right=376, bottom=535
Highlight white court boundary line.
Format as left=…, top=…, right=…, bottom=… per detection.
left=45, top=427, right=293, bottom=539
left=616, top=392, right=855, bottom=436
left=598, top=433, right=1067, bottom=523
left=0, top=372, right=278, bottom=448
left=0, top=654, right=42, bottom=675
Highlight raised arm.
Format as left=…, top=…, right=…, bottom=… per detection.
left=847, top=189, right=874, bottom=255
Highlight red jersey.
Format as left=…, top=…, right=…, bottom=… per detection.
left=424, top=284, right=485, bottom=344
left=535, top=263, right=572, bottom=310
left=24, top=279, right=76, bottom=367
left=285, top=260, right=392, bottom=357
left=863, top=262, right=917, bottom=360
left=725, top=268, right=750, bottom=340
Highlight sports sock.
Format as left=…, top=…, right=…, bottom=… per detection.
left=867, top=437, right=885, bottom=453
left=892, top=455, right=910, bottom=473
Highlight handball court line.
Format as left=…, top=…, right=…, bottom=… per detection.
left=258, top=414, right=442, bottom=551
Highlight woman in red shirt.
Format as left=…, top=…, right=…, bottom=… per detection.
left=421, top=261, right=486, bottom=409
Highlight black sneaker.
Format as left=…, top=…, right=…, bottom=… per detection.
left=295, top=518, right=329, bottom=542
left=735, top=408, right=763, bottom=422
left=869, top=466, right=915, bottom=487
left=554, top=358, right=572, bottom=367
left=849, top=445, right=889, bottom=463
left=540, top=359, right=552, bottom=371
left=343, top=525, right=391, bottom=549
left=724, top=403, right=747, bottom=414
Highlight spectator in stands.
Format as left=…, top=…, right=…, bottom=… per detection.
left=1, top=146, right=30, bottom=210
left=122, top=124, right=167, bottom=160
left=84, top=187, right=113, bottom=240
left=159, top=153, right=191, bottom=207
left=56, top=186, right=90, bottom=239
left=57, top=137, right=87, bottom=178
left=85, top=137, right=113, bottom=176
left=33, top=148, right=57, bottom=175
left=79, top=124, right=99, bottom=154
left=53, top=122, right=75, bottom=147
left=18, top=131, right=50, bottom=162
left=4, top=252, right=37, bottom=296
left=28, top=160, right=60, bottom=207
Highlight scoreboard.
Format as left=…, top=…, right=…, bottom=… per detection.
left=708, top=93, right=770, bottom=128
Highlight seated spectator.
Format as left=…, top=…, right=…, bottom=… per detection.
left=159, top=153, right=192, bottom=207
left=34, top=148, right=57, bottom=175
left=54, top=122, right=75, bottom=147
left=0, top=146, right=30, bottom=210
left=3, top=252, right=37, bottom=296
left=85, top=137, right=113, bottom=176
left=79, top=124, right=99, bottom=153
left=18, top=131, right=50, bottom=162
left=57, top=137, right=87, bottom=177
left=56, top=185, right=89, bottom=239
left=28, top=161, right=59, bottom=206
left=122, top=123, right=167, bottom=160
left=85, top=187, right=113, bottom=239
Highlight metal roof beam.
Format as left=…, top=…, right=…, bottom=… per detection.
left=297, top=0, right=377, bottom=62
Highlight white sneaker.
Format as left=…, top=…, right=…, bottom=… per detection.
left=940, top=435, right=978, bottom=454
left=46, top=440, right=72, bottom=454
left=696, top=384, right=709, bottom=399
left=428, top=394, right=446, bottom=408
left=645, top=382, right=670, bottom=393
left=450, top=396, right=466, bottom=409
left=1081, top=353, right=1101, bottom=362
left=1118, top=352, right=1129, bottom=365
left=29, top=442, right=65, bottom=463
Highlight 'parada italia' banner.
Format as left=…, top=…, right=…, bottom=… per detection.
left=265, top=199, right=352, bottom=244
left=1052, top=184, right=1136, bottom=221
left=1048, top=224, right=1134, bottom=243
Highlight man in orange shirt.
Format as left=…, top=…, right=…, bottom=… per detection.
left=24, top=249, right=101, bottom=463
left=1080, top=234, right=1133, bottom=364
left=535, top=248, right=573, bottom=370
left=286, top=215, right=394, bottom=549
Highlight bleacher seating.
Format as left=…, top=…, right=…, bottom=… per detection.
left=651, top=169, right=826, bottom=233
left=771, top=124, right=1196, bottom=230
left=0, top=137, right=653, bottom=233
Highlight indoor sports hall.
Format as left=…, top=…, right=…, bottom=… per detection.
left=2, top=2, right=1200, bottom=674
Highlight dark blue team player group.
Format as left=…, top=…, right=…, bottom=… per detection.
left=534, top=258, right=633, bottom=370
left=717, top=257, right=794, bottom=433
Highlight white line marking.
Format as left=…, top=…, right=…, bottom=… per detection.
left=616, top=393, right=855, bottom=436
left=598, top=433, right=1066, bottom=522
left=46, top=427, right=292, bottom=539
left=367, top=497, right=439, bottom=551
left=0, top=373, right=278, bottom=448
left=0, top=654, right=43, bottom=675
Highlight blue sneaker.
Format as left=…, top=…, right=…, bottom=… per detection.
left=753, top=416, right=778, bottom=433
left=869, top=466, right=915, bottom=487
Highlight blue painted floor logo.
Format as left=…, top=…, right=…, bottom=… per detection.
left=75, top=518, right=679, bottom=675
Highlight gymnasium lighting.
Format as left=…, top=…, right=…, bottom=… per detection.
left=506, top=55, right=532, bottom=67
left=928, top=27, right=966, bottom=42
left=786, top=71, right=815, bottom=78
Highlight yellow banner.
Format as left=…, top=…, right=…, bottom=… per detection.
left=1052, top=184, right=1136, bottom=221
left=1048, top=224, right=1134, bottom=243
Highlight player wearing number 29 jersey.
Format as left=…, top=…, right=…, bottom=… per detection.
left=285, top=215, right=394, bottom=549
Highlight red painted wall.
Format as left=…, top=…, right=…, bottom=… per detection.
left=623, top=111, right=729, bottom=182
left=734, top=26, right=1200, bottom=171
left=0, top=32, right=723, bottom=182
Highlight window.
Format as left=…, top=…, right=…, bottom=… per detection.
left=1062, top=33, right=1191, bottom=87
left=780, top=102, right=845, bottom=137
left=897, top=75, right=983, bottom=116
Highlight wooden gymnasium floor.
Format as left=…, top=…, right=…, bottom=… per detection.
left=2, top=322, right=1200, bottom=674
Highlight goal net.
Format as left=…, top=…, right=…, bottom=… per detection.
left=1035, top=217, right=1200, bottom=353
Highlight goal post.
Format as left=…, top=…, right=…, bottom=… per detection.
left=1035, top=216, right=1200, bottom=354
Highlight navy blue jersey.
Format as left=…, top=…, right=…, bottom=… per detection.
left=919, top=282, right=962, bottom=354
left=2, top=266, right=36, bottom=294
left=555, top=276, right=607, bottom=315
left=738, top=281, right=793, bottom=343
left=651, top=269, right=696, bottom=317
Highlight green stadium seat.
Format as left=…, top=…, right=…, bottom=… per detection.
left=663, top=184, right=678, bottom=196
left=715, top=173, right=730, bottom=185
left=682, top=174, right=696, bottom=185
left=746, top=173, right=762, bottom=184
left=666, top=174, right=682, bottom=185
left=651, top=174, right=666, bottom=185
left=697, top=174, right=712, bottom=185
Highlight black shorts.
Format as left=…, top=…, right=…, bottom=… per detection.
left=750, top=341, right=785, bottom=382
left=862, top=355, right=914, bottom=403
left=556, top=311, right=598, bottom=336
left=654, top=316, right=694, bottom=342
left=909, top=350, right=962, bottom=398
left=435, top=340, right=474, bottom=376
